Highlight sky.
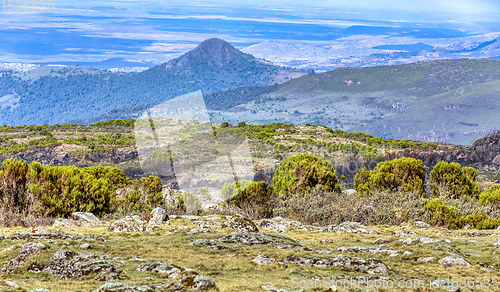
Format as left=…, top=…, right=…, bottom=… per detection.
left=0, top=0, right=499, bottom=66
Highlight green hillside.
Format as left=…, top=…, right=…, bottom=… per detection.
left=204, top=58, right=500, bottom=145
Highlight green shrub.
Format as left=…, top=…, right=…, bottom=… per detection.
left=424, top=198, right=500, bottom=230
left=198, top=187, right=209, bottom=197
left=354, top=157, right=426, bottom=197
left=479, top=184, right=500, bottom=205
left=221, top=179, right=252, bottom=201
left=0, top=159, right=31, bottom=213
left=273, top=154, right=340, bottom=196
left=430, top=162, right=480, bottom=199
left=27, top=162, right=116, bottom=217
left=140, top=176, right=163, bottom=208
left=181, top=192, right=202, bottom=213
left=229, top=181, right=274, bottom=219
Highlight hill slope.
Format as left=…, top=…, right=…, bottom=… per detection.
left=203, top=58, right=500, bottom=145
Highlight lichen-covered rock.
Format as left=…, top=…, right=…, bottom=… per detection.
left=53, top=212, right=103, bottom=228
left=107, top=216, right=153, bottom=232
left=253, top=254, right=276, bottom=265
left=415, top=236, right=440, bottom=244
left=417, top=257, right=435, bottom=263
left=148, top=207, right=168, bottom=226
left=1, top=242, right=46, bottom=273
left=413, top=221, right=430, bottom=229
left=136, top=261, right=196, bottom=279
left=337, top=245, right=398, bottom=256
left=191, top=232, right=330, bottom=254
left=280, top=254, right=389, bottom=275
left=9, top=228, right=109, bottom=242
left=326, top=222, right=378, bottom=234
left=43, top=249, right=128, bottom=280
left=93, top=282, right=174, bottom=292
left=257, top=220, right=288, bottom=233
left=72, top=212, right=103, bottom=226
left=438, top=254, right=471, bottom=268
left=180, top=275, right=216, bottom=290
left=228, top=215, right=258, bottom=232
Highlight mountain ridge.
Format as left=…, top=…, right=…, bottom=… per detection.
left=0, top=39, right=306, bottom=126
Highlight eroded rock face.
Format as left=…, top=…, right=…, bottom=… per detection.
left=43, top=249, right=128, bottom=281
left=148, top=207, right=168, bottom=226
left=228, top=215, right=259, bottom=233
left=280, top=254, right=389, bottom=275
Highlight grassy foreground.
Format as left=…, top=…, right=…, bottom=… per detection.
left=0, top=215, right=499, bottom=292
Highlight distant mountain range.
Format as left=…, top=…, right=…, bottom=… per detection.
left=0, top=38, right=499, bottom=145
left=0, top=38, right=307, bottom=125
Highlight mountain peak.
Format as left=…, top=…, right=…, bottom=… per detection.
left=180, top=38, right=243, bottom=67
left=195, top=38, right=236, bottom=51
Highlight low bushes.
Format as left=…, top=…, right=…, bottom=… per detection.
left=0, top=158, right=171, bottom=221
left=178, top=192, right=202, bottom=214
left=273, top=153, right=340, bottom=196
left=272, top=188, right=427, bottom=226
left=229, top=181, right=274, bottom=219
left=354, top=157, right=426, bottom=197
left=221, top=179, right=252, bottom=201
left=424, top=199, right=500, bottom=230
left=478, top=184, right=500, bottom=206
left=0, top=159, right=126, bottom=218
left=430, top=161, right=480, bottom=199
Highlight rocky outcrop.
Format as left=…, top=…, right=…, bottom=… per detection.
left=227, top=215, right=258, bottom=233
left=1, top=242, right=46, bottom=273
left=147, top=207, right=169, bottom=226
left=280, top=254, right=389, bottom=275
left=337, top=245, right=398, bottom=256
left=43, top=249, right=128, bottom=281
left=191, top=232, right=330, bottom=254
left=326, top=221, right=378, bottom=234
left=107, top=216, right=159, bottom=232
left=438, top=254, right=471, bottom=268
left=53, top=212, right=103, bottom=228
left=10, top=227, right=109, bottom=242
left=253, top=254, right=276, bottom=265
left=136, top=261, right=197, bottom=279
left=256, top=220, right=288, bottom=233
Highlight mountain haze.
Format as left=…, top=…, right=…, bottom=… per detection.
left=0, top=39, right=306, bottom=126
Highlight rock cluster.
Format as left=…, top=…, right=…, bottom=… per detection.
left=280, top=254, right=389, bottom=275
left=191, top=232, right=330, bottom=254
left=43, top=249, right=128, bottom=281
left=53, top=212, right=104, bottom=228
left=326, top=221, right=378, bottom=234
